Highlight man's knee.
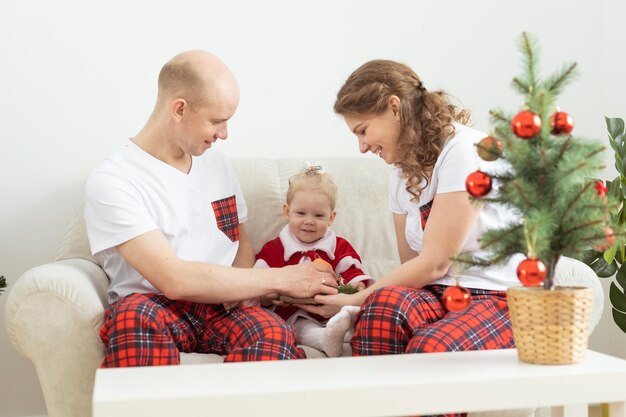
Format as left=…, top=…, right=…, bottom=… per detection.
left=105, top=293, right=167, bottom=333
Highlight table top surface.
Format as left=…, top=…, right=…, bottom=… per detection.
left=93, top=349, right=626, bottom=417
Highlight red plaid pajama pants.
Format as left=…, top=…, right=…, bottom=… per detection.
left=352, top=285, right=514, bottom=417
left=99, top=293, right=306, bottom=368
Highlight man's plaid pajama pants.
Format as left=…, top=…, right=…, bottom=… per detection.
left=99, top=293, right=305, bottom=368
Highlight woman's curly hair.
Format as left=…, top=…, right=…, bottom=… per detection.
left=333, top=59, right=470, bottom=202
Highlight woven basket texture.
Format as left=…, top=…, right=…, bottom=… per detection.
left=507, top=285, right=593, bottom=364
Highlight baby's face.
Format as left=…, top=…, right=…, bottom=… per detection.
left=284, top=191, right=335, bottom=244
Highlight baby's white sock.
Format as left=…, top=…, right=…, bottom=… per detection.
left=294, top=306, right=360, bottom=357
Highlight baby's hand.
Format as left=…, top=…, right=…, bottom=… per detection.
left=222, top=301, right=240, bottom=310
left=351, top=282, right=366, bottom=291
left=241, top=297, right=261, bottom=307
left=260, top=293, right=279, bottom=307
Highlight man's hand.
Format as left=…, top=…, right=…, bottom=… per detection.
left=278, top=262, right=337, bottom=299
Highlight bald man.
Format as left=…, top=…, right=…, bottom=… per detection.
left=85, top=50, right=337, bottom=367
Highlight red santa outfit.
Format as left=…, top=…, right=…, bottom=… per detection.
left=255, top=225, right=373, bottom=325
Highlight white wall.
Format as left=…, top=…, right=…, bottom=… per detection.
left=1, top=1, right=624, bottom=416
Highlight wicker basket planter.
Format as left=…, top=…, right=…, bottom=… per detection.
left=507, top=286, right=593, bottom=364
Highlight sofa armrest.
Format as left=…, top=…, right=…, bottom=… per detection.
left=553, top=255, right=604, bottom=333
left=4, top=258, right=109, bottom=417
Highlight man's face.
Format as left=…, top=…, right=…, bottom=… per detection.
left=181, top=98, right=238, bottom=156
left=175, top=78, right=240, bottom=157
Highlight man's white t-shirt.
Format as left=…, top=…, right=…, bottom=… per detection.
left=389, top=123, right=523, bottom=290
left=84, top=140, right=248, bottom=302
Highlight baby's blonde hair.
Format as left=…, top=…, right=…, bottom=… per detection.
left=286, top=164, right=337, bottom=210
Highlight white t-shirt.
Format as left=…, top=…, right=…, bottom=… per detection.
left=389, top=123, right=523, bottom=290
left=85, top=140, right=248, bottom=302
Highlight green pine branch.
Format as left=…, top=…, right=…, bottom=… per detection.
left=545, top=63, right=578, bottom=96
left=518, top=32, right=539, bottom=88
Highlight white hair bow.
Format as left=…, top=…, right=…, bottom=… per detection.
left=303, top=161, right=325, bottom=175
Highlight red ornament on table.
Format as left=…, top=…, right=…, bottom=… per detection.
left=549, top=111, right=574, bottom=135
left=511, top=110, right=542, bottom=139
left=476, top=136, right=503, bottom=161
left=465, top=170, right=492, bottom=198
left=594, top=226, right=615, bottom=252
left=442, top=285, right=471, bottom=312
left=516, top=258, right=547, bottom=287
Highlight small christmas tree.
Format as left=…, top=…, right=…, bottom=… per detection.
left=459, top=32, right=610, bottom=290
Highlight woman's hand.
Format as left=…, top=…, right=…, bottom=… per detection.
left=314, top=292, right=362, bottom=308
left=293, top=301, right=342, bottom=318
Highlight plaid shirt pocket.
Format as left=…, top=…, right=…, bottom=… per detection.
left=419, top=199, right=434, bottom=230
left=211, top=195, right=240, bottom=242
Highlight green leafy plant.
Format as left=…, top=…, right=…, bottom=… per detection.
left=578, top=117, right=626, bottom=333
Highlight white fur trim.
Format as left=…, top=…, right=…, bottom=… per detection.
left=347, top=274, right=375, bottom=287
left=278, top=225, right=337, bottom=261
left=254, top=259, right=270, bottom=268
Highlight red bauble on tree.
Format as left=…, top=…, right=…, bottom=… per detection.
left=465, top=170, right=492, bottom=198
left=594, top=226, right=615, bottom=252
left=442, top=285, right=471, bottom=312
left=516, top=258, right=547, bottom=287
left=595, top=180, right=608, bottom=202
left=549, top=111, right=574, bottom=135
left=476, top=136, right=503, bottom=161
left=511, top=110, right=542, bottom=139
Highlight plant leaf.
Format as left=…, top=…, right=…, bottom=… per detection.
left=590, top=257, right=618, bottom=277
left=606, top=117, right=625, bottom=139
left=610, top=282, right=626, bottom=312
left=617, top=264, right=626, bottom=288
left=613, top=308, right=626, bottom=333
left=604, top=245, right=618, bottom=264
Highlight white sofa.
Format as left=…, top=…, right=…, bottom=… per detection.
left=5, top=156, right=604, bottom=417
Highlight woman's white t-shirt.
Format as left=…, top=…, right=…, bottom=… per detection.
left=389, top=123, right=523, bottom=290
left=85, top=140, right=247, bottom=302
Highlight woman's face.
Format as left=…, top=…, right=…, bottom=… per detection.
left=343, top=101, right=402, bottom=164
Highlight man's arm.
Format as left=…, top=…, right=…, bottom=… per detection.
left=116, top=228, right=337, bottom=304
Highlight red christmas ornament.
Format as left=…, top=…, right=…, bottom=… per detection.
left=476, top=136, right=503, bottom=161
left=549, top=111, right=574, bottom=135
left=442, top=285, right=471, bottom=312
left=594, top=226, right=616, bottom=252
left=465, top=170, right=492, bottom=198
left=511, top=110, right=542, bottom=139
left=595, top=180, right=608, bottom=202
left=516, top=258, right=547, bottom=287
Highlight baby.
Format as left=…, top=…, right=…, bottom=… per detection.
left=255, top=163, right=373, bottom=357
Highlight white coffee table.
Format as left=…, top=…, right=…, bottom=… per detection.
left=92, top=349, right=626, bottom=417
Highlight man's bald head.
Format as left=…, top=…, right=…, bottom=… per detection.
left=156, top=50, right=238, bottom=110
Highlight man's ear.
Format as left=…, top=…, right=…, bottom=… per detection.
left=282, top=203, right=290, bottom=218
left=329, top=210, right=337, bottom=225
left=171, top=98, right=188, bottom=122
